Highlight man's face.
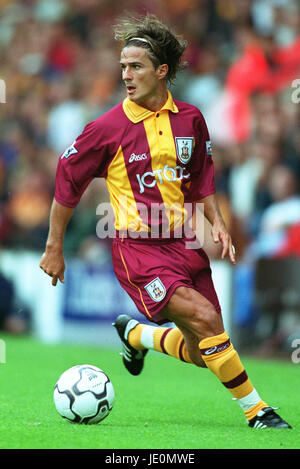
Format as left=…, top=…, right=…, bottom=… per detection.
left=120, top=46, right=165, bottom=107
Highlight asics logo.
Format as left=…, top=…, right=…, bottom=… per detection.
left=204, top=346, right=217, bottom=355
left=136, top=164, right=190, bottom=194
left=203, top=342, right=230, bottom=355
left=129, top=152, right=148, bottom=163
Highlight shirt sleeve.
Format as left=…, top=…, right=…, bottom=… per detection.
left=189, top=111, right=216, bottom=201
left=54, top=119, right=109, bottom=208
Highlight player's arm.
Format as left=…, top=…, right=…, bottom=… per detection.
left=39, top=199, right=74, bottom=286
left=197, top=193, right=236, bottom=265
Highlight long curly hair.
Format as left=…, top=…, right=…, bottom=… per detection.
left=114, top=13, right=188, bottom=83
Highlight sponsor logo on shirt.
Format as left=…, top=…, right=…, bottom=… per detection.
left=175, top=137, right=194, bottom=164
left=136, top=164, right=190, bottom=194
left=129, top=152, right=148, bottom=163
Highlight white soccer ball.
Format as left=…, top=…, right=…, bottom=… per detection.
left=53, top=364, right=115, bottom=424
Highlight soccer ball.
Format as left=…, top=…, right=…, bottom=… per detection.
left=53, top=364, right=115, bottom=424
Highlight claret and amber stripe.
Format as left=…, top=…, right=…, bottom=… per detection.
left=178, top=337, right=188, bottom=363
left=160, top=328, right=173, bottom=354
left=222, top=370, right=249, bottom=389
left=155, top=327, right=192, bottom=363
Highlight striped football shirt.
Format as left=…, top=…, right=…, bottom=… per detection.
left=55, top=91, right=215, bottom=237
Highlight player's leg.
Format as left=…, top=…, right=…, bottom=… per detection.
left=160, top=286, right=291, bottom=428
left=112, top=239, right=290, bottom=427
left=119, top=286, right=221, bottom=367
left=126, top=310, right=208, bottom=366
left=114, top=288, right=291, bottom=428
left=114, top=292, right=216, bottom=368
left=167, top=324, right=207, bottom=367
left=113, top=314, right=197, bottom=373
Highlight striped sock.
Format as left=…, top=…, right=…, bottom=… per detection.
left=199, top=332, right=267, bottom=420
left=127, top=323, right=147, bottom=350
left=128, top=324, right=192, bottom=363
left=153, top=327, right=192, bottom=363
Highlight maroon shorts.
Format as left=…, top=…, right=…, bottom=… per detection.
left=112, top=236, right=221, bottom=325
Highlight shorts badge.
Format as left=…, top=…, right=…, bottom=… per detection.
left=144, top=277, right=166, bottom=302
left=175, top=137, right=194, bottom=164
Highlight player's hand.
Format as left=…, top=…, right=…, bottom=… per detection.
left=39, top=249, right=66, bottom=286
left=211, top=220, right=236, bottom=265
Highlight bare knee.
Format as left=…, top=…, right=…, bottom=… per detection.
left=192, top=301, right=223, bottom=340
left=162, top=287, right=224, bottom=341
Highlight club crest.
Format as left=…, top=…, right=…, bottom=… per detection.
left=175, top=137, right=194, bottom=164
left=144, top=277, right=166, bottom=302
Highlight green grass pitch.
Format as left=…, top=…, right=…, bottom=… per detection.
left=0, top=333, right=299, bottom=449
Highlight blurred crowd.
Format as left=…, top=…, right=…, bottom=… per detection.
left=0, top=0, right=300, bottom=261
